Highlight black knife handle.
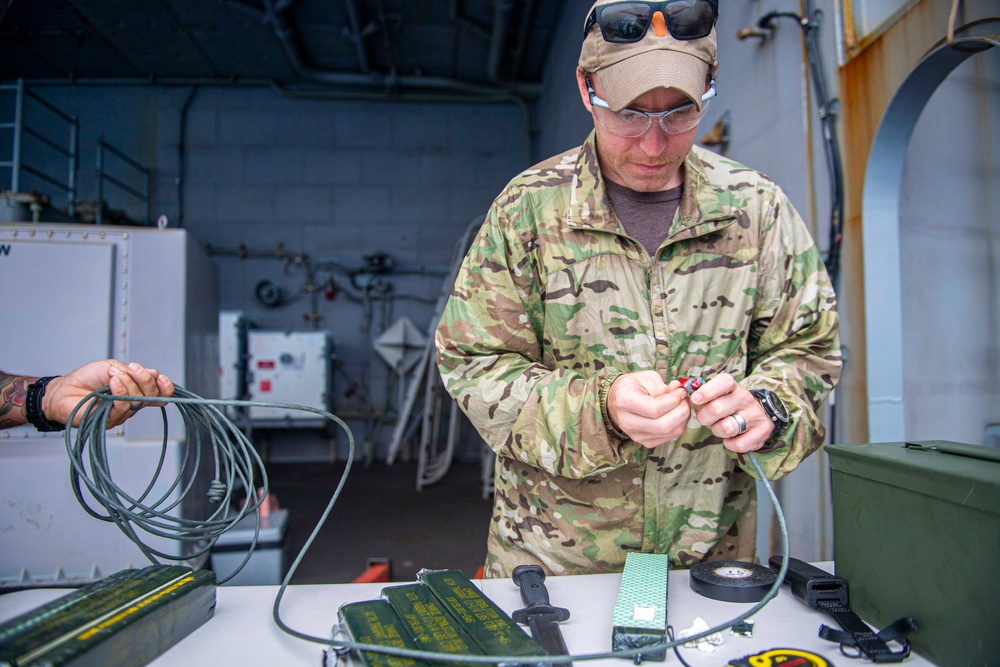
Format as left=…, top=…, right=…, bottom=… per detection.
left=511, top=565, right=570, bottom=625
left=512, top=565, right=550, bottom=607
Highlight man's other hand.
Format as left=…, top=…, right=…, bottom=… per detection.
left=689, top=373, right=772, bottom=453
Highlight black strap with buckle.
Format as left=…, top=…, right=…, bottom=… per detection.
left=816, top=601, right=917, bottom=662
left=769, top=556, right=917, bottom=662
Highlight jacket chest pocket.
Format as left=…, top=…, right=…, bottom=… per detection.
left=658, top=233, right=758, bottom=374
left=541, top=252, right=654, bottom=372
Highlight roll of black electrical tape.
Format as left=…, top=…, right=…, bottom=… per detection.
left=689, top=561, right=778, bottom=603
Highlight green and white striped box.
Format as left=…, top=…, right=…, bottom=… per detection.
left=611, top=552, right=669, bottom=661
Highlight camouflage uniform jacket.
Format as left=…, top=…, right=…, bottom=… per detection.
left=436, top=132, right=841, bottom=578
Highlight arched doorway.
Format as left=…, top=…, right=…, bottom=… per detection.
left=862, top=26, right=998, bottom=441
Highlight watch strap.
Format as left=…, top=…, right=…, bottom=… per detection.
left=25, top=376, right=66, bottom=432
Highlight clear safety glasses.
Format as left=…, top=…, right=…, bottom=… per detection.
left=586, top=76, right=716, bottom=137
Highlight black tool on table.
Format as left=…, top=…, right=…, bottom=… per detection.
left=769, top=556, right=916, bottom=662
left=511, top=565, right=573, bottom=667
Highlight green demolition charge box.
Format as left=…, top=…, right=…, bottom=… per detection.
left=825, top=441, right=1000, bottom=667
left=417, top=569, right=546, bottom=660
left=611, top=552, right=669, bottom=662
left=338, top=599, right=430, bottom=667
left=380, top=583, right=482, bottom=666
left=0, top=565, right=215, bottom=667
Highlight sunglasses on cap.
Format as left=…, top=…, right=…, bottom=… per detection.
left=584, top=0, right=719, bottom=43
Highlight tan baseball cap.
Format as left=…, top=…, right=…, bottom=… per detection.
left=579, top=0, right=717, bottom=112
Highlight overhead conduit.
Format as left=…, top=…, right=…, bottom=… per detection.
left=239, top=0, right=538, bottom=101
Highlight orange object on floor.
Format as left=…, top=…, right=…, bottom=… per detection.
left=352, top=560, right=391, bottom=583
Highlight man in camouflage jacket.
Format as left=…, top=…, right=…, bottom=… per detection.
left=436, top=0, right=841, bottom=577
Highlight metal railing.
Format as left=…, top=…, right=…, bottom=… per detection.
left=96, top=135, right=150, bottom=225
left=0, top=79, right=79, bottom=215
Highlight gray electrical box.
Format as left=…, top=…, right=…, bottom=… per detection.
left=0, top=222, right=219, bottom=586
left=247, top=330, right=332, bottom=426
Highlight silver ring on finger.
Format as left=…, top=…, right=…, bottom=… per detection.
left=731, top=412, right=747, bottom=436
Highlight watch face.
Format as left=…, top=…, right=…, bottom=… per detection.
left=755, top=389, right=789, bottom=425
left=767, top=391, right=789, bottom=421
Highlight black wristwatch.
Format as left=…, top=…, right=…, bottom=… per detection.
left=25, top=376, right=66, bottom=432
left=751, top=388, right=789, bottom=440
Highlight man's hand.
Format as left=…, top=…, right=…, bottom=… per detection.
left=43, top=360, right=175, bottom=429
left=606, top=371, right=691, bottom=448
left=689, top=373, right=772, bottom=453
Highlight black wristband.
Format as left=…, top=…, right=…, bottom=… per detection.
left=25, top=376, right=66, bottom=432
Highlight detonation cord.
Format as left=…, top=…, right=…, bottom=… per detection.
left=74, top=387, right=790, bottom=663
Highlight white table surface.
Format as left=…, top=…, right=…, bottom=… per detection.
left=1, top=564, right=933, bottom=666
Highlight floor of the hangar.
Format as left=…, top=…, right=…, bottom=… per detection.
left=266, top=459, right=493, bottom=584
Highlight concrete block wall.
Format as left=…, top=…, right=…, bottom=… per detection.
left=180, top=89, right=527, bottom=461
left=9, top=83, right=529, bottom=461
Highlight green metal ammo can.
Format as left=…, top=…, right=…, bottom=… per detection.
left=825, top=440, right=1000, bottom=667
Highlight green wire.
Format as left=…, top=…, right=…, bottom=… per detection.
left=276, top=450, right=789, bottom=664
left=71, top=387, right=790, bottom=661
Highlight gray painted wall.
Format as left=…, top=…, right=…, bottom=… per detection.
left=899, top=49, right=1000, bottom=445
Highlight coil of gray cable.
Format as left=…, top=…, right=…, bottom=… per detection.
left=62, top=386, right=340, bottom=584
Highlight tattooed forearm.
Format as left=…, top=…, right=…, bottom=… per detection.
left=0, top=372, right=33, bottom=429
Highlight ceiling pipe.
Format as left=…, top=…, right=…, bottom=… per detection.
left=373, top=0, right=398, bottom=78
left=155, top=0, right=224, bottom=77
left=343, top=0, right=371, bottom=74
left=509, top=0, right=537, bottom=82
left=61, top=0, right=146, bottom=77
left=456, top=15, right=491, bottom=41
left=22, top=73, right=537, bottom=104
left=251, top=0, right=536, bottom=99
left=488, top=0, right=515, bottom=82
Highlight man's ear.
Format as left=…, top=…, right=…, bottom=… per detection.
left=576, top=68, right=594, bottom=113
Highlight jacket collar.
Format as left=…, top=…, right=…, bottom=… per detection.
left=566, top=131, right=738, bottom=241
